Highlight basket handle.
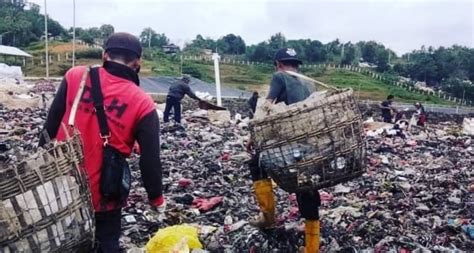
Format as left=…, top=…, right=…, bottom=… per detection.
left=284, top=70, right=340, bottom=91
left=68, top=67, right=90, bottom=127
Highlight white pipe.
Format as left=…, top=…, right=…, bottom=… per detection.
left=212, top=53, right=222, bottom=106
left=72, top=0, right=76, bottom=67
left=44, top=0, right=49, bottom=79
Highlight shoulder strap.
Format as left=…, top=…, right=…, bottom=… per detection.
left=284, top=70, right=340, bottom=91
left=68, top=67, right=90, bottom=126
left=90, top=67, right=110, bottom=142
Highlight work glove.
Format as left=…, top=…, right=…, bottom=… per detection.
left=150, top=195, right=166, bottom=213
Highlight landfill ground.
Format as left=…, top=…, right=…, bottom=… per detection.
left=0, top=86, right=473, bottom=252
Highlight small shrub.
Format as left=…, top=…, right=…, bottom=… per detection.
left=58, top=64, right=71, bottom=76
left=182, top=63, right=203, bottom=79
left=237, top=85, right=247, bottom=91
left=76, top=49, right=103, bottom=59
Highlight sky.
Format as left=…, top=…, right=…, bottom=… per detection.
left=29, top=0, right=473, bottom=55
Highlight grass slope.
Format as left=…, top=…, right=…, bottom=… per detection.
left=309, top=69, right=453, bottom=105
left=20, top=43, right=452, bottom=104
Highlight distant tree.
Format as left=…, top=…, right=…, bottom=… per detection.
left=100, top=24, right=114, bottom=40
left=361, top=41, right=378, bottom=63
left=139, top=27, right=155, bottom=47
left=375, top=49, right=390, bottom=72
left=184, top=34, right=216, bottom=52
left=247, top=42, right=272, bottom=62
left=154, top=33, right=169, bottom=47
left=287, top=39, right=310, bottom=61
left=325, top=39, right=341, bottom=61
left=139, top=27, right=169, bottom=48
left=306, top=40, right=327, bottom=63
left=268, top=32, right=287, bottom=51
left=393, top=63, right=408, bottom=76
left=217, top=34, right=246, bottom=54
left=408, top=51, right=438, bottom=84
left=341, top=42, right=356, bottom=65
left=80, top=32, right=95, bottom=46
left=47, top=18, right=65, bottom=38
left=443, top=77, right=474, bottom=101
left=87, top=27, right=101, bottom=39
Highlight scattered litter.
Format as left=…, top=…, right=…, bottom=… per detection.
left=2, top=94, right=473, bottom=252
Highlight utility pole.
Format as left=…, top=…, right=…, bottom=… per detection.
left=44, top=0, right=49, bottom=80
left=72, top=0, right=76, bottom=67
left=180, top=54, right=183, bottom=75
left=148, top=28, right=151, bottom=49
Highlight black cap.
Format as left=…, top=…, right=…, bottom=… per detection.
left=181, top=74, right=191, bottom=81
left=274, top=48, right=302, bottom=65
left=104, top=32, right=142, bottom=57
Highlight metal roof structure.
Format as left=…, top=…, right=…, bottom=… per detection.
left=0, top=45, right=33, bottom=58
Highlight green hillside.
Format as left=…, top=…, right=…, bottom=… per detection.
left=307, top=69, right=454, bottom=105
left=21, top=44, right=453, bottom=105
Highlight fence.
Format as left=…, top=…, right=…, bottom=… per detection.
left=19, top=52, right=473, bottom=107
left=361, top=100, right=474, bottom=115
left=180, top=55, right=473, bottom=107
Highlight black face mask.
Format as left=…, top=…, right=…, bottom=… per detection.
left=135, top=66, right=141, bottom=74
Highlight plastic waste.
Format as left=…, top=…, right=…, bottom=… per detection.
left=146, top=224, right=203, bottom=253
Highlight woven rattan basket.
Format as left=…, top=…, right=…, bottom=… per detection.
left=250, top=86, right=366, bottom=193
left=0, top=132, right=94, bottom=252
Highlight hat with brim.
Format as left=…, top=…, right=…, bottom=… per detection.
left=274, top=48, right=303, bottom=65
left=104, top=32, right=142, bottom=57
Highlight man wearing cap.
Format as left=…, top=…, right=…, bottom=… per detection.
left=163, top=74, right=201, bottom=124
left=380, top=95, right=397, bottom=123
left=247, top=91, right=259, bottom=119
left=247, top=48, right=321, bottom=253
left=39, top=32, right=164, bottom=252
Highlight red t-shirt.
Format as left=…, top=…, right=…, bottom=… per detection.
left=56, top=66, right=155, bottom=212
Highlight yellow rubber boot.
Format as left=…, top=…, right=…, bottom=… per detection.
left=304, top=220, right=320, bottom=253
left=249, top=179, right=276, bottom=229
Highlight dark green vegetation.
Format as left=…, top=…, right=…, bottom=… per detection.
left=1, top=2, right=472, bottom=102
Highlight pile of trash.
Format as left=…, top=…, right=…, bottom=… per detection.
left=31, top=79, right=57, bottom=93
left=120, top=109, right=473, bottom=252
left=1, top=98, right=473, bottom=252
left=0, top=79, right=56, bottom=110
left=0, top=104, right=47, bottom=163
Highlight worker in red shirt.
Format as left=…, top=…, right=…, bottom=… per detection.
left=39, top=33, right=164, bottom=252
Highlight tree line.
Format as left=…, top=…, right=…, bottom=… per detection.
left=1, top=2, right=473, bottom=101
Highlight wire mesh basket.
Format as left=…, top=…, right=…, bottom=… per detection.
left=250, top=88, right=366, bottom=193
left=0, top=133, right=94, bottom=252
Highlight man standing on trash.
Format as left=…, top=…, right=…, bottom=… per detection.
left=380, top=95, right=396, bottom=123
left=247, top=48, right=321, bottom=253
left=163, top=74, right=201, bottom=124
left=247, top=91, right=259, bottom=119
left=39, top=33, right=165, bottom=252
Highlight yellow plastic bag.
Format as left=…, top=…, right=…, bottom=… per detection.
left=146, top=224, right=203, bottom=253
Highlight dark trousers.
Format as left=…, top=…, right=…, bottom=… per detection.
left=248, top=154, right=320, bottom=220
left=383, top=114, right=392, bottom=123
left=94, top=209, right=121, bottom=253
left=164, top=96, right=182, bottom=123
